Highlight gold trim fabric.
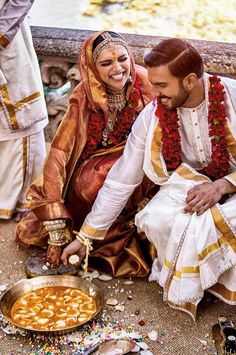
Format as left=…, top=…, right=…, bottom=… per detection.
left=15, top=31, right=153, bottom=246
left=210, top=206, right=236, bottom=252
left=80, top=223, right=107, bottom=240
left=151, top=122, right=167, bottom=178
left=0, top=86, right=41, bottom=130
left=143, top=163, right=236, bottom=319
left=209, top=283, right=236, bottom=302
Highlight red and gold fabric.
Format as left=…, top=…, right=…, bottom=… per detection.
left=15, top=31, right=155, bottom=277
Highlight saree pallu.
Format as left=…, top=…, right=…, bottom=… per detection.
left=17, top=146, right=156, bottom=277
left=136, top=163, right=236, bottom=319
left=66, top=147, right=157, bottom=277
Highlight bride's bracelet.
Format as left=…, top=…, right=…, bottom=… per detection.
left=43, top=219, right=67, bottom=231
left=43, top=219, right=69, bottom=247
left=73, top=231, right=93, bottom=273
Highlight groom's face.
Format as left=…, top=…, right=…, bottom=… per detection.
left=147, top=64, right=189, bottom=110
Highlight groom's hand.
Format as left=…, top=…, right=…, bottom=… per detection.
left=184, top=179, right=233, bottom=216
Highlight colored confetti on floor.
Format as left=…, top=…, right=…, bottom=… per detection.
left=4, top=318, right=143, bottom=355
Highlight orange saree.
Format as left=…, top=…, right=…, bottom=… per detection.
left=67, top=147, right=157, bottom=276
left=15, top=31, right=156, bottom=277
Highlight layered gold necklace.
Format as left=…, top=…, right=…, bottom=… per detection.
left=102, top=86, right=127, bottom=146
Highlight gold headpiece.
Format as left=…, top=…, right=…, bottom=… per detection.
left=92, top=32, right=129, bottom=63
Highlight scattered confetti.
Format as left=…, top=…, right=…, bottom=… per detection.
left=106, top=298, right=119, bottom=306
left=98, top=274, right=113, bottom=281
left=89, top=287, right=96, bottom=296
left=148, top=330, right=158, bottom=341
left=0, top=318, right=144, bottom=355
left=123, top=280, right=134, bottom=286
left=138, top=341, right=149, bottom=350
left=199, top=339, right=208, bottom=346
left=80, top=270, right=99, bottom=279
left=0, top=284, right=7, bottom=292
left=1, top=325, right=23, bottom=335
left=140, top=350, right=154, bottom=355
left=114, top=304, right=125, bottom=312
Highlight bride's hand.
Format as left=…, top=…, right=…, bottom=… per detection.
left=61, top=239, right=86, bottom=266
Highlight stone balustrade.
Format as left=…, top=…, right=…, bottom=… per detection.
left=31, top=26, right=236, bottom=141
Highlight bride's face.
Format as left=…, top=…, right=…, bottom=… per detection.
left=95, top=44, right=131, bottom=90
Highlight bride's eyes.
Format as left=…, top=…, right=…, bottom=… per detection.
left=100, top=61, right=112, bottom=66
left=99, top=56, right=128, bottom=67
left=119, top=56, right=128, bottom=62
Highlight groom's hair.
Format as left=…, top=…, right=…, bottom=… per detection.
left=144, top=38, right=204, bottom=79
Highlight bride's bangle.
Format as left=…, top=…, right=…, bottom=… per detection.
left=73, top=231, right=93, bottom=273
left=43, top=219, right=69, bottom=246
left=43, top=219, right=66, bottom=231
left=47, top=230, right=69, bottom=246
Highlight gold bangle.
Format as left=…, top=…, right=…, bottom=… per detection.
left=47, top=230, right=68, bottom=246
left=48, top=240, right=66, bottom=246
left=73, top=231, right=93, bottom=273
left=43, top=219, right=66, bottom=232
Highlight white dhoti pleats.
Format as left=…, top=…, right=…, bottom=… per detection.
left=135, top=165, right=236, bottom=319
left=0, top=130, right=46, bottom=219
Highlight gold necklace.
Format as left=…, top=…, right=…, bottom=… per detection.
left=106, top=86, right=126, bottom=112
left=102, top=87, right=127, bottom=146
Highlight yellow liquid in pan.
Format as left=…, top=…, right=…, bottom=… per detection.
left=11, top=286, right=97, bottom=331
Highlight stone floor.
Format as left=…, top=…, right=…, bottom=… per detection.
left=0, top=219, right=235, bottom=355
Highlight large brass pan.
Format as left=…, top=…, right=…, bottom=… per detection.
left=0, top=275, right=103, bottom=334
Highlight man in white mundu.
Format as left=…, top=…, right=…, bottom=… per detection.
left=0, top=0, right=48, bottom=221
left=61, top=38, right=236, bottom=319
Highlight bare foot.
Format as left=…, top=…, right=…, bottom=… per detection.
left=14, top=211, right=29, bottom=223
left=46, top=245, right=62, bottom=268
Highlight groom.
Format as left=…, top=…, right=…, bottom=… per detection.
left=62, top=38, right=236, bottom=319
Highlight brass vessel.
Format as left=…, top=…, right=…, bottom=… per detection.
left=0, top=275, right=103, bottom=334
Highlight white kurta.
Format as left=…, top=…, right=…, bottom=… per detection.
left=0, top=1, right=48, bottom=218
left=0, top=1, right=48, bottom=138
left=79, top=73, right=236, bottom=318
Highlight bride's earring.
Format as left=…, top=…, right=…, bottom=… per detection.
left=127, top=75, right=133, bottom=84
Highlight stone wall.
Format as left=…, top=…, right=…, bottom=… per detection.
left=31, top=26, right=236, bottom=141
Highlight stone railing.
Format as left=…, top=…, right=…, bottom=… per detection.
left=31, top=26, right=236, bottom=141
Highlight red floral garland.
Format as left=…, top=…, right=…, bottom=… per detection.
left=156, top=75, right=230, bottom=180
left=81, top=76, right=141, bottom=160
